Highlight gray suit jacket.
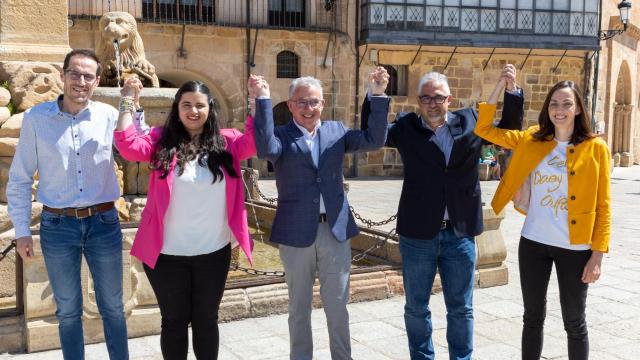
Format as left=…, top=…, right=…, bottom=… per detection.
left=254, top=97, right=390, bottom=247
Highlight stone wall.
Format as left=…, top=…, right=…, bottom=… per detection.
left=69, top=20, right=357, bottom=176
left=355, top=47, right=589, bottom=176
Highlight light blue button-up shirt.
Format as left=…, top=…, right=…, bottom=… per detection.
left=292, top=120, right=327, bottom=214
left=421, top=116, right=454, bottom=220
left=7, top=97, right=121, bottom=238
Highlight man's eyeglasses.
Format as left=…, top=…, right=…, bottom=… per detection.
left=289, top=98, right=324, bottom=109
left=418, top=95, right=448, bottom=104
left=64, top=70, right=97, bottom=83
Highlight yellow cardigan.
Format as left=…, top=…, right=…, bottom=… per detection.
left=475, top=103, right=611, bottom=252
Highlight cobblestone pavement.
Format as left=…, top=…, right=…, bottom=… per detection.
left=2, top=166, right=639, bottom=359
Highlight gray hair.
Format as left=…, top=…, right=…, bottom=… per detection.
left=289, top=76, right=323, bottom=98
left=417, top=72, right=450, bottom=96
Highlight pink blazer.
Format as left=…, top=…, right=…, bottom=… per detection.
left=114, top=117, right=256, bottom=268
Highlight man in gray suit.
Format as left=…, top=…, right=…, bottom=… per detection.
left=252, top=68, right=390, bottom=360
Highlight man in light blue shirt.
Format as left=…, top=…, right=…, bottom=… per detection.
left=7, top=49, right=129, bottom=359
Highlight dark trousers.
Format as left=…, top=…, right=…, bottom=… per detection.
left=144, top=244, right=231, bottom=360
left=519, top=237, right=591, bottom=360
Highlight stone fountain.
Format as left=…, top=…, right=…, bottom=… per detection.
left=0, top=5, right=509, bottom=353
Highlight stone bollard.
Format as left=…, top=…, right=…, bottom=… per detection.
left=478, top=162, right=491, bottom=181
left=475, top=207, right=508, bottom=288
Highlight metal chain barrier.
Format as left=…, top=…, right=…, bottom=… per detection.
left=246, top=170, right=278, bottom=204
left=236, top=170, right=286, bottom=277
left=349, top=206, right=397, bottom=228
left=0, top=240, right=17, bottom=263
left=352, top=228, right=396, bottom=263
left=240, top=167, right=400, bottom=274
left=230, top=265, right=285, bottom=277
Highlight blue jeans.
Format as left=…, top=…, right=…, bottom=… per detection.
left=39, top=208, right=128, bottom=360
left=400, top=230, right=476, bottom=360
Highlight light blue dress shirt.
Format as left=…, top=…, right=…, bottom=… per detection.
left=292, top=120, right=327, bottom=214
left=7, top=97, right=121, bottom=238
left=421, top=116, right=454, bottom=220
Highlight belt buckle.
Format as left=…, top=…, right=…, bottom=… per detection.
left=74, top=207, right=92, bottom=219
left=441, top=220, right=448, bottom=230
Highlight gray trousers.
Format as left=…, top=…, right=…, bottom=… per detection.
left=279, top=223, right=352, bottom=360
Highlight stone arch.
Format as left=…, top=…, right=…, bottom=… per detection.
left=272, top=101, right=292, bottom=126
left=612, top=61, right=633, bottom=166
left=156, top=69, right=231, bottom=126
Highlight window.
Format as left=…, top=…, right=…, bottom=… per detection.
left=268, top=0, right=305, bottom=28
left=142, top=0, right=214, bottom=23
left=381, top=65, right=408, bottom=96
left=277, top=51, right=300, bottom=79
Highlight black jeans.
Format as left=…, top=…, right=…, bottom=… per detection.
left=144, top=244, right=231, bottom=360
left=519, top=237, right=591, bottom=360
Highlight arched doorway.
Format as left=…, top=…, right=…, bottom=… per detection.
left=612, top=62, right=634, bottom=167
left=273, top=101, right=292, bottom=126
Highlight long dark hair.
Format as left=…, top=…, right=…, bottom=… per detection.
left=151, top=81, right=238, bottom=182
left=532, top=80, right=595, bottom=145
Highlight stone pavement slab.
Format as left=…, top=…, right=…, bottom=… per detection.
left=1, top=166, right=639, bottom=359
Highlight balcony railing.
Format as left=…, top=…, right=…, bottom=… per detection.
left=68, top=0, right=339, bottom=32
left=360, top=0, right=601, bottom=50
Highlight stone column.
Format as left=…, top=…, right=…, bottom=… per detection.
left=621, top=105, right=634, bottom=167
left=0, top=0, right=71, bottom=62
left=613, top=104, right=625, bottom=155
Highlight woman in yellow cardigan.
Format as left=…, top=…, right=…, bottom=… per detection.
left=476, top=65, right=611, bottom=360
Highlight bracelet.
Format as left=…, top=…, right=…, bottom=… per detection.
left=118, top=96, right=136, bottom=113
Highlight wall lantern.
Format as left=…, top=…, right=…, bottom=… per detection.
left=599, top=0, right=632, bottom=40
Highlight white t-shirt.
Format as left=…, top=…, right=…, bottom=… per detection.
left=162, top=158, right=232, bottom=256
left=521, top=140, right=591, bottom=251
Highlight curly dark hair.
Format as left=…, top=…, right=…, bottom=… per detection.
left=532, top=80, right=595, bottom=145
left=151, top=80, right=238, bottom=182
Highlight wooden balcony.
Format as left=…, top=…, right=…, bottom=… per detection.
left=359, top=0, right=601, bottom=50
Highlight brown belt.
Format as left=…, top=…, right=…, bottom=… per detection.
left=43, top=202, right=115, bottom=219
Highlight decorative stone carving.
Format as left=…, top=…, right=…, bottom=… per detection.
left=0, top=138, right=18, bottom=157
left=0, top=107, right=10, bottom=125
left=0, top=62, right=63, bottom=112
left=96, top=12, right=159, bottom=88
left=0, top=112, right=23, bottom=138
left=0, top=87, right=11, bottom=107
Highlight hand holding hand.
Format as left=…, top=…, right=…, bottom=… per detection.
left=16, top=236, right=34, bottom=261
left=369, top=66, right=389, bottom=96
left=248, top=75, right=270, bottom=98
left=121, top=76, right=143, bottom=108
left=501, top=64, right=517, bottom=91
left=581, top=251, right=603, bottom=283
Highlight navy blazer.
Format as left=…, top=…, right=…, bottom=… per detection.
left=254, top=97, right=390, bottom=247
left=361, top=90, right=524, bottom=240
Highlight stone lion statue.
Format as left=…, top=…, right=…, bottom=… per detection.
left=96, top=12, right=159, bottom=87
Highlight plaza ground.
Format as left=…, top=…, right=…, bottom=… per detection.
left=2, top=166, right=639, bottom=359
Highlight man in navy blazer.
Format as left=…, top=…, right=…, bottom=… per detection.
left=361, top=66, right=523, bottom=360
left=253, top=68, right=390, bottom=360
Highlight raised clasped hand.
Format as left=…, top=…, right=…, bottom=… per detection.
left=500, top=64, right=517, bottom=91
left=248, top=74, right=270, bottom=98
left=369, top=66, right=389, bottom=95
left=121, top=76, right=143, bottom=108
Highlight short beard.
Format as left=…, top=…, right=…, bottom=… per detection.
left=423, top=113, right=446, bottom=129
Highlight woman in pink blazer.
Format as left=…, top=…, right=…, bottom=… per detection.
left=114, top=78, right=257, bottom=359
